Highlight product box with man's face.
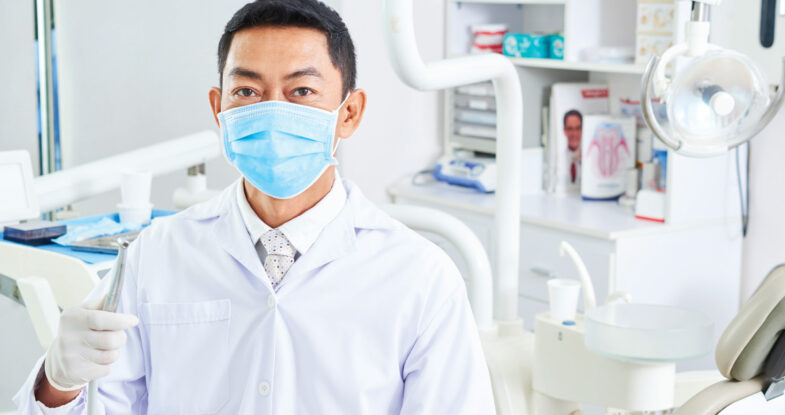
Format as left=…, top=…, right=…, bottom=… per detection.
left=547, top=83, right=610, bottom=194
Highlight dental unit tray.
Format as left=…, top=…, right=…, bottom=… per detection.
left=68, top=230, right=142, bottom=255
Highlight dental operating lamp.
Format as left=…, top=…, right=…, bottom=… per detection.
left=641, top=0, right=785, bottom=157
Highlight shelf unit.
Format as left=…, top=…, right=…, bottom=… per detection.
left=444, top=55, right=646, bottom=155
left=441, top=0, right=741, bottom=227
left=443, top=0, right=642, bottom=154
left=510, top=57, right=646, bottom=75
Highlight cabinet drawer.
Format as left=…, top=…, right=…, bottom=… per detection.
left=518, top=224, right=613, bottom=308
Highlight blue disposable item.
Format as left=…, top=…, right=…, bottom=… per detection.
left=653, top=149, right=668, bottom=190
left=0, top=210, right=174, bottom=264
left=53, top=218, right=125, bottom=245
left=218, top=99, right=346, bottom=200
left=502, top=34, right=549, bottom=59
left=548, top=35, right=565, bottom=60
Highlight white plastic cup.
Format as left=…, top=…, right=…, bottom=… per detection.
left=121, top=171, right=153, bottom=206
left=118, top=202, right=153, bottom=229
left=548, top=279, right=581, bottom=322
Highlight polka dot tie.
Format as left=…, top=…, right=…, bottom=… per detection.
left=260, top=229, right=296, bottom=289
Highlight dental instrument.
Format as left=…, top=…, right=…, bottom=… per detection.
left=86, top=238, right=130, bottom=415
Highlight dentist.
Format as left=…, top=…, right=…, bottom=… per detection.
left=14, top=0, right=495, bottom=413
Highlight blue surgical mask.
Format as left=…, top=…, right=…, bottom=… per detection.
left=218, top=98, right=347, bottom=199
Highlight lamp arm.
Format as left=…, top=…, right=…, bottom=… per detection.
left=641, top=55, right=682, bottom=152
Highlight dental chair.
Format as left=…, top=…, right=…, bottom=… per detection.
left=0, top=241, right=99, bottom=349
left=676, top=264, right=785, bottom=414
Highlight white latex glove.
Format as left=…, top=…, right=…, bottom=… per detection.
left=44, top=297, right=139, bottom=391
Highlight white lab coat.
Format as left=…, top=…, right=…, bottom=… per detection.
left=15, top=179, right=495, bottom=414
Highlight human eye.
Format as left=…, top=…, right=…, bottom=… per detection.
left=233, top=88, right=258, bottom=98
left=292, top=87, right=314, bottom=97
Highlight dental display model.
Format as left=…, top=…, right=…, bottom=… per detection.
left=581, top=116, right=636, bottom=201
left=641, top=0, right=785, bottom=157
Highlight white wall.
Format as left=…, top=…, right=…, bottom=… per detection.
left=338, top=0, right=445, bottom=203
left=742, top=112, right=785, bottom=298
left=712, top=2, right=785, bottom=301
left=54, top=0, right=251, bottom=215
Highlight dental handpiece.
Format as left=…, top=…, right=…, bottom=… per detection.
left=87, top=238, right=130, bottom=415
left=102, top=238, right=130, bottom=312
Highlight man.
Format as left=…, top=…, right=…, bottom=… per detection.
left=563, top=109, right=583, bottom=184
left=14, top=0, right=495, bottom=413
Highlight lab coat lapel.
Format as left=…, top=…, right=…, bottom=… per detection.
left=209, top=185, right=270, bottom=289
left=283, top=191, right=358, bottom=281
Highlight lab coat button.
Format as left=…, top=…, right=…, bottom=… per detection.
left=267, top=294, right=277, bottom=308
left=258, top=381, right=271, bottom=396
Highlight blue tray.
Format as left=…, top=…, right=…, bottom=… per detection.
left=0, top=210, right=175, bottom=264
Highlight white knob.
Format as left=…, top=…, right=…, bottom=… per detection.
left=710, top=91, right=735, bottom=116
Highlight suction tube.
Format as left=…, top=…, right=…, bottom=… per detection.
left=383, top=0, right=523, bottom=327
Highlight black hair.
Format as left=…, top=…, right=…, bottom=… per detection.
left=217, top=0, right=357, bottom=98
left=563, top=109, right=582, bottom=126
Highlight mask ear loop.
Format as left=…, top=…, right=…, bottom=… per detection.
left=332, top=91, right=354, bottom=156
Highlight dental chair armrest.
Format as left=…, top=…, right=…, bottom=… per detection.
left=17, top=276, right=61, bottom=350
left=674, top=377, right=766, bottom=415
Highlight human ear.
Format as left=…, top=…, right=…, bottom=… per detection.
left=209, top=87, right=222, bottom=127
left=335, top=89, right=367, bottom=139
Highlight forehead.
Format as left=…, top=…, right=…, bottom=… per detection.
left=226, top=26, right=338, bottom=79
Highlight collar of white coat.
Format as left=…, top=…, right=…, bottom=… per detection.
left=185, top=175, right=395, bottom=231
left=183, top=173, right=398, bottom=279
left=235, top=172, right=347, bottom=255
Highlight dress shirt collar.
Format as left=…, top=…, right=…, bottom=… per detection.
left=236, top=172, right=347, bottom=255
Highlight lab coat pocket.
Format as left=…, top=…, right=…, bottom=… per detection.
left=141, top=299, right=231, bottom=414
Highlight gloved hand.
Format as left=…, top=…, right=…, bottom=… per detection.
left=44, top=297, right=139, bottom=391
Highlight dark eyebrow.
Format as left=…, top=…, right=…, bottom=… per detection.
left=285, top=67, right=323, bottom=80
left=228, top=67, right=263, bottom=81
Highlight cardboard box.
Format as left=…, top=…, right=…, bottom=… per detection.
left=547, top=83, right=610, bottom=194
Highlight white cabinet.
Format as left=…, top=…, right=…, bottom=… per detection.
left=389, top=179, right=742, bottom=370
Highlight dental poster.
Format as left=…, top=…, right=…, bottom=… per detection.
left=547, top=83, right=610, bottom=194
left=580, top=115, right=636, bottom=201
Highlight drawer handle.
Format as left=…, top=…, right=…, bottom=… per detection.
left=530, top=267, right=554, bottom=278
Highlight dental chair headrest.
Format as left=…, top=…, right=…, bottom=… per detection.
left=716, top=264, right=785, bottom=381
